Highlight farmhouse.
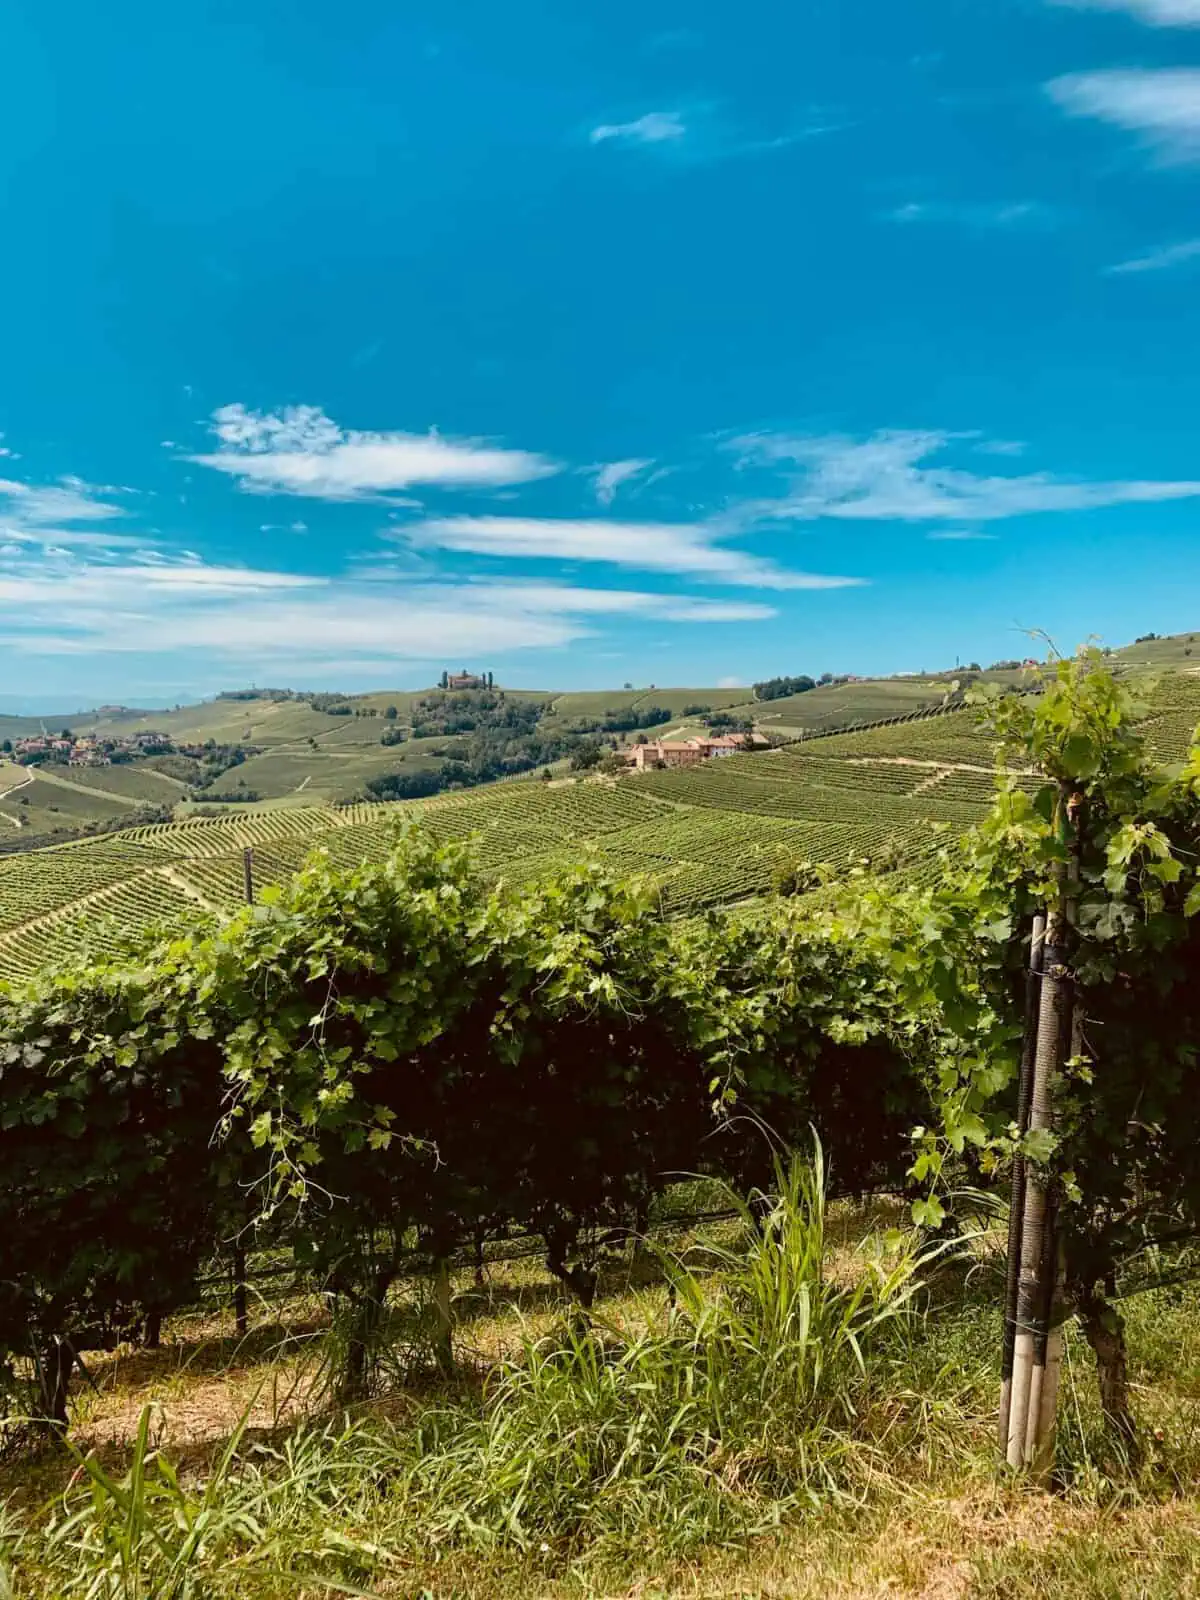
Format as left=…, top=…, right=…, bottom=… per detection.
left=627, top=733, right=767, bottom=771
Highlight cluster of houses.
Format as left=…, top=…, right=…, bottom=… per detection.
left=9, top=730, right=174, bottom=768
left=624, top=732, right=769, bottom=771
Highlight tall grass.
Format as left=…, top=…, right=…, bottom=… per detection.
left=399, top=1144, right=940, bottom=1558
left=12, top=1146, right=967, bottom=1595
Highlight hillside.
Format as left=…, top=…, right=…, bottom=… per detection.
left=2, top=677, right=957, bottom=841
left=3, top=658, right=1198, bottom=983
left=5, top=631, right=1178, bottom=834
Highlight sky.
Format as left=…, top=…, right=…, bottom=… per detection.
left=3, top=0, right=1200, bottom=709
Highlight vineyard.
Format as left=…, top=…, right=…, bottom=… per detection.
left=6, top=652, right=1200, bottom=1599
left=3, top=671, right=1199, bottom=981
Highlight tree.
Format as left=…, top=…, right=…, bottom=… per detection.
left=440, top=670, right=449, bottom=690
left=384, top=705, right=398, bottom=720
left=569, top=740, right=603, bottom=771
left=487, top=671, right=494, bottom=689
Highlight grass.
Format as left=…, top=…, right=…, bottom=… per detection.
left=3, top=1155, right=1200, bottom=1598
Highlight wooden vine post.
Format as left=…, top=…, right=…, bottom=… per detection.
left=231, top=846, right=255, bottom=1338
left=998, top=911, right=1045, bottom=1447
left=999, top=778, right=1079, bottom=1477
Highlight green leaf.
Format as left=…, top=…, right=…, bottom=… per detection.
left=911, top=1196, right=946, bottom=1229
left=1020, top=1127, right=1058, bottom=1164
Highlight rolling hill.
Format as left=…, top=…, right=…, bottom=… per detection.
left=4, top=650, right=1199, bottom=984
left=3, top=634, right=1197, bottom=980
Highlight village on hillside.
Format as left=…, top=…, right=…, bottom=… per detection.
left=4, top=730, right=200, bottom=768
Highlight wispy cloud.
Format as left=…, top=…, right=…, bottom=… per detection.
left=1047, top=69, right=1200, bottom=163
left=590, top=459, right=654, bottom=506
left=396, top=514, right=864, bottom=590
left=590, top=111, right=687, bottom=146
left=589, top=106, right=845, bottom=162
left=1107, top=237, right=1200, bottom=273
left=926, top=529, right=998, bottom=541
left=0, top=470, right=150, bottom=555
left=0, top=475, right=127, bottom=526
left=726, top=429, right=1200, bottom=524
left=885, top=201, right=1051, bottom=228
left=1049, top=0, right=1200, bottom=24
left=189, top=403, right=559, bottom=502
left=0, top=545, right=772, bottom=672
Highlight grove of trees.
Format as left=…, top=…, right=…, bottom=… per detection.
left=753, top=674, right=816, bottom=701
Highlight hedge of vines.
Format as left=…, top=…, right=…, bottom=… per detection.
left=0, top=828, right=935, bottom=1423
left=4, top=649, right=1200, bottom=1438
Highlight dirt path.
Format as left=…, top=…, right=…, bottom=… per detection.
left=842, top=755, right=1013, bottom=774
left=157, top=864, right=219, bottom=911
left=0, top=765, right=34, bottom=828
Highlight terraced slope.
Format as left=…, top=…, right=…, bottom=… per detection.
left=4, top=672, right=1199, bottom=984
left=0, top=755, right=995, bottom=980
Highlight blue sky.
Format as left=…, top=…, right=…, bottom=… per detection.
left=4, top=0, right=1200, bottom=707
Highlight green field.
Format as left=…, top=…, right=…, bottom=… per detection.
left=0, top=760, right=183, bottom=843
left=734, top=676, right=955, bottom=733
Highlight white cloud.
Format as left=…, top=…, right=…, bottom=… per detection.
left=590, top=111, right=687, bottom=146
left=727, top=429, right=1200, bottom=524
left=0, top=545, right=773, bottom=670
left=0, top=476, right=126, bottom=525
left=717, top=675, right=746, bottom=688
left=926, top=529, right=998, bottom=541
left=885, top=201, right=1050, bottom=227
left=399, top=514, right=864, bottom=590
left=590, top=459, right=654, bottom=506
left=0, top=558, right=320, bottom=608
left=1049, top=0, right=1200, bottom=24
left=190, top=403, right=560, bottom=502
left=1047, top=69, right=1200, bottom=163
left=1107, top=237, right=1200, bottom=273
left=0, top=526, right=150, bottom=551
